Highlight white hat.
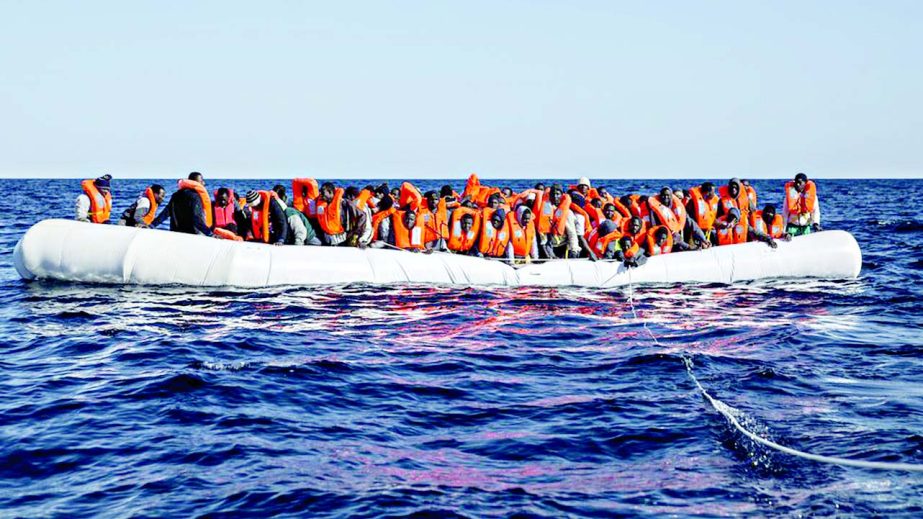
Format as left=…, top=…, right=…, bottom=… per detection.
left=577, top=176, right=591, bottom=188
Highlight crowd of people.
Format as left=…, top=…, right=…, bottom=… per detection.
left=74, top=172, right=822, bottom=267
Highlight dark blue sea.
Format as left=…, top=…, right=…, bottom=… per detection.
left=1, top=178, right=921, bottom=517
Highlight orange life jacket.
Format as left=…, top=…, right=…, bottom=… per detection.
left=688, top=186, right=718, bottom=233
left=507, top=212, right=535, bottom=257
left=612, top=199, right=633, bottom=219
left=785, top=180, right=817, bottom=216
left=628, top=195, right=649, bottom=219
left=622, top=241, right=640, bottom=259
left=646, top=225, right=674, bottom=256
left=583, top=202, right=604, bottom=230
left=587, top=228, right=622, bottom=257
left=317, top=188, right=345, bottom=235
left=463, top=173, right=481, bottom=199
left=647, top=195, right=687, bottom=234
left=715, top=215, right=748, bottom=245
left=140, top=187, right=158, bottom=225
left=81, top=179, right=112, bottom=223
left=478, top=218, right=510, bottom=257
left=249, top=190, right=279, bottom=243
left=422, top=197, right=448, bottom=243
left=212, top=189, right=236, bottom=229
left=446, top=207, right=482, bottom=252
left=399, top=182, right=423, bottom=211
left=569, top=203, right=592, bottom=239
left=474, top=187, right=501, bottom=208
left=391, top=210, right=427, bottom=250
left=534, top=193, right=571, bottom=236
left=356, top=189, right=374, bottom=211
left=717, top=184, right=749, bottom=220
left=568, top=185, right=599, bottom=200
left=744, top=184, right=758, bottom=211
left=371, top=207, right=396, bottom=241
left=177, top=179, right=213, bottom=228
left=292, top=178, right=319, bottom=217
left=620, top=218, right=649, bottom=247
left=750, top=211, right=785, bottom=239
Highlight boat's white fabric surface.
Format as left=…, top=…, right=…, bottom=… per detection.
left=14, top=219, right=862, bottom=287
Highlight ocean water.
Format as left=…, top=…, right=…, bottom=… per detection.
left=0, top=178, right=921, bottom=517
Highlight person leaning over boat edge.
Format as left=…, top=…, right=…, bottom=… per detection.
left=245, top=189, right=288, bottom=245
left=118, top=184, right=166, bottom=227
left=151, top=172, right=213, bottom=236
left=75, top=174, right=112, bottom=223
left=272, top=185, right=320, bottom=246
left=782, top=172, right=821, bottom=236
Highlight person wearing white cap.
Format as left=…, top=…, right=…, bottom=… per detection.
left=576, top=177, right=592, bottom=197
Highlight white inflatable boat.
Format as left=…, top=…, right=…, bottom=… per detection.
left=13, top=219, right=862, bottom=288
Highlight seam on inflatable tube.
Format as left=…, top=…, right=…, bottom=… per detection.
left=200, top=243, right=224, bottom=287
left=121, top=228, right=142, bottom=283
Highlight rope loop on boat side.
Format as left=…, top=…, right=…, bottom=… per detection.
left=625, top=270, right=923, bottom=473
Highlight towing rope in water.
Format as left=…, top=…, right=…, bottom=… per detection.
left=624, top=270, right=923, bottom=473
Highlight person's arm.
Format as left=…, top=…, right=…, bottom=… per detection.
left=781, top=193, right=791, bottom=225
left=133, top=198, right=151, bottom=226
left=270, top=201, right=288, bottom=244
left=685, top=217, right=707, bottom=245
left=191, top=198, right=213, bottom=236
left=289, top=214, right=307, bottom=245
left=150, top=198, right=171, bottom=228
left=75, top=194, right=90, bottom=222
left=565, top=213, right=580, bottom=254
left=748, top=224, right=776, bottom=248
left=812, top=199, right=822, bottom=231
left=505, top=242, right=514, bottom=262
left=530, top=232, right=539, bottom=260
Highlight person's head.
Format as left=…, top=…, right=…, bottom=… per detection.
left=188, top=172, right=204, bottom=185
left=460, top=213, right=474, bottom=233
left=491, top=208, right=506, bottom=229
left=320, top=182, right=336, bottom=202
left=246, top=190, right=262, bottom=209
left=390, top=188, right=400, bottom=199
left=403, top=209, right=417, bottom=228
left=603, top=203, right=617, bottom=220
left=673, top=189, right=684, bottom=200
left=658, top=186, right=673, bottom=206
left=272, top=184, right=287, bottom=202
left=728, top=178, right=741, bottom=197
left=150, top=184, right=166, bottom=204
left=727, top=208, right=741, bottom=224
left=461, top=199, right=478, bottom=209
left=654, top=227, right=669, bottom=247
left=619, top=195, right=633, bottom=208
left=375, top=183, right=390, bottom=198
left=94, top=174, right=112, bottom=194
left=629, top=216, right=643, bottom=234
left=598, top=186, right=610, bottom=199
left=440, top=185, right=454, bottom=199
left=701, top=181, right=715, bottom=200
left=519, top=207, right=533, bottom=227
left=576, top=176, right=591, bottom=196
left=741, top=179, right=751, bottom=187
left=487, top=193, right=501, bottom=209
left=534, top=182, right=546, bottom=191
left=215, top=187, right=231, bottom=207
left=589, top=197, right=602, bottom=209
left=424, top=190, right=438, bottom=209
left=619, top=236, right=635, bottom=252
left=550, top=184, right=564, bottom=204
left=762, top=203, right=777, bottom=222
left=598, top=219, right=618, bottom=237
left=501, top=187, right=513, bottom=198
left=377, top=193, right=393, bottom=212
left=794, top=172, right=808, bottom=192
left=344, top=186, right=361, bottom=201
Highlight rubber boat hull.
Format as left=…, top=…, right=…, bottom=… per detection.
left=13, top=219, right=862, bottom=288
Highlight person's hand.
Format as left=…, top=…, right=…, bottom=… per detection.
left=423, top=248, right=434, bottom=255
left=768, top=239, right=777, bottom=249
left=358, top=242, right=367, bottom=249
left=700, top=240, right=711, bottom=249
left=782, top=233, right=792, bottom=242
left=811, top=223, right=823, bottom=232
left=273, top=242, right=283, bottom=246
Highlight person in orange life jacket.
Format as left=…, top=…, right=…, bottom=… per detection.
left=343, top=186, right=372, bottom=247
left=75, top=174, right=112, bottom=223
left=446, top=212, right=480, bottom=256
left=420, top=190, right=449, bottom=251
left=506, top=206, right=539, bottom=262
left=211, top=187, right=243, bottom=234
left=476, top=208, right=511, bottom=260
left=621, top=216, right=648, bottom=247
left=750, top=203, right=790, bottom=242
left=539, top=185, right=585, bottom=260
left=245, top=189, right=287, bottom=245
left=717, top=178, right=749, bottom=220
left=317, top=182, right=356, bottom=246
left=152, top=172, right=213, bottom=236
left=685, top=181, right=717, bottom=249
left=385, top=209, right=435, bottom=253
left=575, top=176, right=592, bottom=197
left=534, top=182, right=546, bottom=192
left=618, top=236, right=647, bottom=268
left=272, top=185, right=320, bottom=246
left=564, top=191, right=598, bottom=260
left=602, top=203, right=624, bottom=227
left=647, top=186, right=700, bottom=252
left=501, top=187, right=514, bottom=199
left=715, top=207, right=777, bottom=248
left=118, top=184, right=165, bottom=227
left=588, top=219, right=623, bottom=260
left=782, top=172, right=822, bottom=236
left=646, top=226, right=673, bottom=256
left=597, top=186, right=613, bottom=202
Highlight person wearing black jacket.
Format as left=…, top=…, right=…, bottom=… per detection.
left=245, top=190, right=288, bottom=245
left=150, top=172, right=212, bottom=236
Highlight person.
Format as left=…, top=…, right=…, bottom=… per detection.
left=386, top=208, right=433, bottom=252
left=620, top=216, right=648, bottom=247
left=717, top=178, right=750, bottom=220
left=118, top=184, right=165, bottom=227
left=152, top=172, right=213, bottom=236
left=750, top=204, right=790, bottom=241
left=75, top=174, right=112, bottom=223
left=446, top=208, right=481, bottom=255
left=782, top=172, right=821, bottom=235
left=317, top=182, right=358, bottom=246
left=345, top=187, right=373, bottom=247
left=500, top=187, right=514, bottom=199
left=645, top=226, right=673, bottom=256
left=646, top=186, right=702, bottom=251
left=534, top=184, right=581, bottom=259
left=587, top=219, right=622, bottom=259
left=245, top=189, right=288, bottom=245
left=601, top=203, right=624, bottom=228
left=618, top=236, right=647, bottom=268
left=506, top=207, right=538, bottom=262
left=212, top=187, right=239, bottom=233
left=574, top=176, right=592, bottom=197
left=686, top=182, right=717, bottom=248
left=273, top=185, right=320, bottom=245
left=478, top=208, right=511, bottom=259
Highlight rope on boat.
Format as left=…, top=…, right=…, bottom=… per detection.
left=625, top=270, right=923, bottom=473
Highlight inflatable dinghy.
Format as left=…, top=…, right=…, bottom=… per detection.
left=13, top=219, right=862, bottom=288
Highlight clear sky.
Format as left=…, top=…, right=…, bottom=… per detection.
left=1, top=0, right=921, bottom=179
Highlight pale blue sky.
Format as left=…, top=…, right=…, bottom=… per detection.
left=1, top=0, right=920, bottom=179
